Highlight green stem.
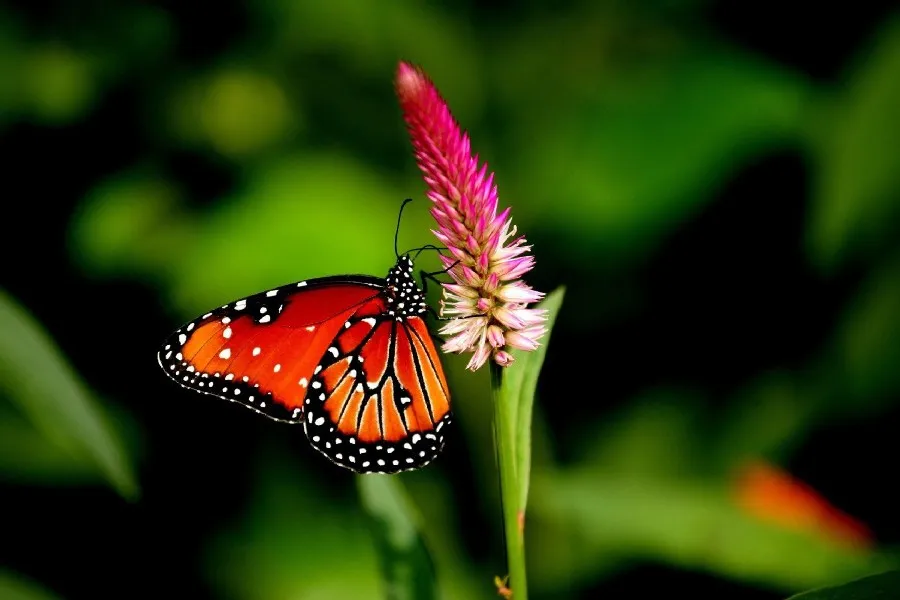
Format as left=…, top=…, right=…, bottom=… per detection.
left=491, top=362, right=528, bottom=600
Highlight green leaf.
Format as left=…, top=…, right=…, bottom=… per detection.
left=492, top=288, right=565, bottom=600
left=0, top=570, right=62, bottom=600
left=529, top=472, right=896, bottom=594
left=787, top=570, right=900, bottom=599
left=807, top=17, right=900, bottom=270
left=357, top=475, right=437, bottom=600
left=500, top=287, right=565, bottom=512
left=0, top=289, right=138, bottom=500
left=0, top=403, right=102, bottom=484
left=827, top=254, right=900, bottom=407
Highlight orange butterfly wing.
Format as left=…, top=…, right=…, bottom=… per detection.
left=303, top=314, right=451, bottom=473
left=157, top=257, right=453, bottom=474
left=157, top=277, right=384, bottom=423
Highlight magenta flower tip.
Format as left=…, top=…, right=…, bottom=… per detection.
left=395, top=61, right=547, bottom=371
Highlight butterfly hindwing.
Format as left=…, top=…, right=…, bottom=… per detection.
left=303, top=313, right=452, bottom=474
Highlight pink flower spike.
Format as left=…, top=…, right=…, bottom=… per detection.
left=395, top=61, right=547, bottom=371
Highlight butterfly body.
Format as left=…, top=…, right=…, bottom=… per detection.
left=157, top=255, right=452, bottom=474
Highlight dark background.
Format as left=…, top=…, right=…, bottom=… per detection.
left=1, top=1, right=899, bottom=598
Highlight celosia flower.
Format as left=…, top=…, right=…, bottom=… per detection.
left=395, top=61, right=547, bottom=371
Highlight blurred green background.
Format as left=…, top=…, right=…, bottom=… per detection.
left=2, top=1, right=900, bottom=598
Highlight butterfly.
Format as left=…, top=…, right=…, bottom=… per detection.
left=156, top=252, right=452, bottom=474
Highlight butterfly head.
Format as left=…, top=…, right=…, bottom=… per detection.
left=385, top=255, right=427, bottom=318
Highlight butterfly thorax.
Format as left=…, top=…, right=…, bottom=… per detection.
left=384, top=255, right=428, bottom=319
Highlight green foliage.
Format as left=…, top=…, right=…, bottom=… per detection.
left=826, top=254, right=900, bottom=407
left=505, top=46, right=809, bottom=261
left=807, top=17, right=900, bottom=270
left=0, top=290, right=138, bottom=499
left=357, top=475, right=436, bottom=600
left=0, top=571, right=62, bottom=600
left=205, top=450, right=383, bottom=600
left=168, top=68, right=300, bottom=158
left=3, top=1, right=900, bottom=598
left=69, top=168, right=183, bottom=277
left=500, top=287, right=566, bottom=513
left=529, top=471, right=894, bottom=593
left=492, top=288, right=565, bottom=599
left=787, top=570, right=900, bottom=600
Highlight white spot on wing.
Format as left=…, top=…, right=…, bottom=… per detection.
left=299, top=378, right=308, bottom=387
left=273, top=364, right=281, bottom=373
left=259, top=315, right=271, bottom=324
left=266, top=289, right=278, bottom=297
left=223, top=326, right=232, bottom=339
left=219, top=348, right=231, bottom=360
left=252, top=347, right=261, bottom=356
left=178, top=334, right=186, bottom=345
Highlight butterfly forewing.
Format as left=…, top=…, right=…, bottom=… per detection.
left=157, top=276, right=383, bottom=422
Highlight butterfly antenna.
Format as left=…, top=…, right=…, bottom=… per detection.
left=394, top=198, right=414, bottom=259
left=412, top=244, right=449, bottom=260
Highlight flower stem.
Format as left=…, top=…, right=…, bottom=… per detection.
left=491, top=362, right=528, bottom=600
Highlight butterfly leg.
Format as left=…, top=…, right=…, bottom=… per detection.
left=419, top=265, right=461, bottom=322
